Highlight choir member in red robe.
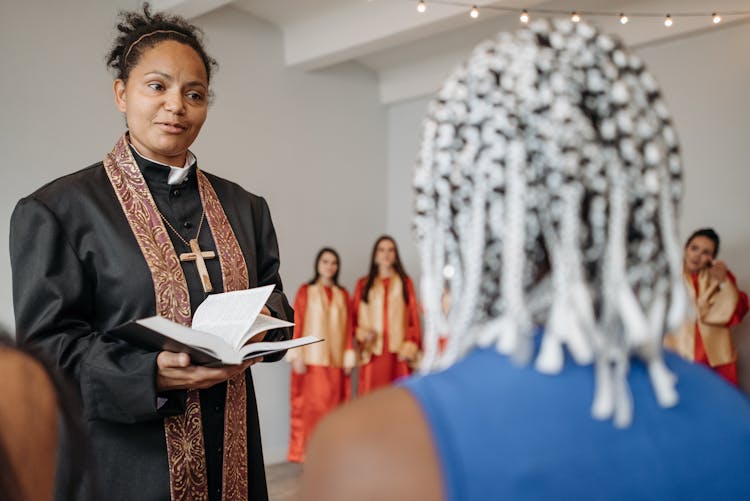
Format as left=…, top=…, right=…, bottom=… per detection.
left=353, top=236, right=421, bottom=395
left=286, top=248, right=355, bottom=462
left=665, top=228, right=749, bottom=385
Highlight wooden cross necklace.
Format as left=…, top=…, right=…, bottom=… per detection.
left=158, top=209, right=216, bottom=293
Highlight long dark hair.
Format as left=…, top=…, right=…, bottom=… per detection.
left=308, top=247, right=341, bottom=286
left=361, top=235, right=410, bottom=304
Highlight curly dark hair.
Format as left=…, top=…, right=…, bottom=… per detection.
left=106, top=2, right=217, bottom=84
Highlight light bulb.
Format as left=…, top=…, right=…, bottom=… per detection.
left=619, top=13, right=628, bottom=24
left=470, top=5, right=479, bottom=18
left=520, top=9, right=529, bottom=24
left=416, top=1, right=426, bottom=13
left=443, top=264, right=456, bottom=279
left=664, top=14, right=673, bottom=27
left=571, top=11, right=581, bottom=23
left=712, top=13, right=722, bottom=24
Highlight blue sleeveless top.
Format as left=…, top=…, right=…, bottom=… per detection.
left=401, top=347, right=750, bottom=500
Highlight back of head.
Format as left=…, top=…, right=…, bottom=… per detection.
left=414, top=19, right=687, bottom=427
left=0, top=336, right=59, bottom=501
left=0, top=333, right=90, bottom=501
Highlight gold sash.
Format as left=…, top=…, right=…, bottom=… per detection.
left=356, top=276, right=409, bottom=364
left=294, top=284, right=349, bottom=367
left=104, top=134, right=249, bottom=501
left=665, top=269, right=740, bottom=367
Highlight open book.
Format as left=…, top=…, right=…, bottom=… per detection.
left=112, top=285, right=317, bottom=366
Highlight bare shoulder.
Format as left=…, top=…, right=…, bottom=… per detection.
left=300, top=386, right=443, bottom=501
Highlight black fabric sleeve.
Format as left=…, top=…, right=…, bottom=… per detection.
left=10, top=197, right=185, bottom=423
left=253, top=196, right=293, bottom=361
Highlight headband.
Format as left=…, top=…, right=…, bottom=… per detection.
left=123, top=29, right=187, bottom=62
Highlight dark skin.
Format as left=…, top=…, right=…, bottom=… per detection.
left=300, top=387, right=443, bottom=501
left=0, top=348, right=59, bottom=501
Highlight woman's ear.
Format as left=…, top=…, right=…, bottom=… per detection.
left=113, top=79, right=127, bottom=113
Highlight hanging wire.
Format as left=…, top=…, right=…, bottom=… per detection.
left=406, top=1, right=747, bottom=26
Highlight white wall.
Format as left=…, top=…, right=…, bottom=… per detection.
left=386, top=97, right=430, bottom=282
left=0, top=0, right=386, bottom=463
left=384, top=21, right=750, bottom=389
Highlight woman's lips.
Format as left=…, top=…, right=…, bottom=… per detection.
left=156, top=122, right=187, bottom=134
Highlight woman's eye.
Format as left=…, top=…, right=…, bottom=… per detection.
left=148, top=83, right=164, bottom=91
left=186, top=92, right=204, bottom=102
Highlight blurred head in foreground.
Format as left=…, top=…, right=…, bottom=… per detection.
left=413, top=17, right=686, bottom=427
left=301, top=19, right=750, bottom=501
left=0, top=331, right=89, bottom=501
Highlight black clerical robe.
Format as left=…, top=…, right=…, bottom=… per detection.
left=9, top=150, right=293, bottom=501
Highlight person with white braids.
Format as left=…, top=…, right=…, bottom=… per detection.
left=300, top=19, right=750, bottom=501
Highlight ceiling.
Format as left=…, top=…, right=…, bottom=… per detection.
left=152, top=0, right=750, bottom=103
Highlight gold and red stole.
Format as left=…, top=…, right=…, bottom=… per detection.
left=299, top=284, right=348, bottom=367
left=103, top=134, right=249, bottom=501
left=665, top=269, right=740, bottom=367
left=356, top=275, right=408, bottom=364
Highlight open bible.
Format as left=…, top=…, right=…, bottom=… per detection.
left=112, top=284, right=316, bottom=366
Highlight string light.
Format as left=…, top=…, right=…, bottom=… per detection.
left=401, top=3, right=746, bottom=28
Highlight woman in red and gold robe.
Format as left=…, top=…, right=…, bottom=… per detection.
left=353, top=236, right=421, bottom=396
left=665, top=228, right=749, bottom=385
left=287, top=248, right=355, bottom=462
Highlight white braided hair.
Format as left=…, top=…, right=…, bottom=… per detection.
left=413, top=19, right=687, bottom=428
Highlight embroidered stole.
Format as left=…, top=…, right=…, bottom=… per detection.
left=300, top=284, right=348, bottom=367
left=104, top=134, right=250, bottom=501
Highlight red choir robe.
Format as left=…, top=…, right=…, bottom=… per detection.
left=665, top=269, right=749, bottom=385
left=353, top=275, right=421, bottom=396
left=286, top=283, right=355, bottom=463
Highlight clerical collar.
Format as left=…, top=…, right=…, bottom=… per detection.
left=129, top=143, right=196, bottom=185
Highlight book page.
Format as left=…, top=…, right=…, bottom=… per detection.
left=239, top=335, right=322, bottom=359
left=192, top=285, right=275, bottom=347
left=134, top=316, right=236, bottom=363
left=239, top=314, right=295, bottom=346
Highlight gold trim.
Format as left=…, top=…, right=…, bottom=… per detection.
left=199, top=171, right=250, bottom=499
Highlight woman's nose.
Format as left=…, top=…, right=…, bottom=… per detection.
left=164, top=91, right=185, bottom=113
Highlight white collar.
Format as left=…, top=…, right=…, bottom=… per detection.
left=129, top=143, right=196, bottom=185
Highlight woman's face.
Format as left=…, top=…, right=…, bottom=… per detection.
left=317, top=252, right=339, bottom=281
left=113, top=40, right=208, bottom=166
left=684, top=236, right=716, bottom=274
left=374, top=239, right=396, bottom=269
